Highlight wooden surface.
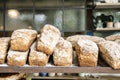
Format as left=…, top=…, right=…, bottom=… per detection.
left=95, top=28, right=120, bottom=31
left=0, top=64, right=120, bottom=73
left=95, top=2, right=120, bottom=9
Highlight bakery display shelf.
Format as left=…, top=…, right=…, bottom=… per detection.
left=95, top=28, right=120, bottom=31
left=95, top=2, right=120, bottom=9
left=0, top=63, right=120, bottom=73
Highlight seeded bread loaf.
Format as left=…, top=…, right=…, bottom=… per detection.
left=0, top=37, right=10, bottom=64
left=53, top=38, right=73, bottom=66
left=98, top=41, right=120, bottom=69
left=75, top=39, right=98, bottom=67
left=10, top=29, right=37, bottom=51
left=29, top=42, right=49, bottom=66
left=36, top=24, right=61, bottom=55
left=7, top=49, right=29, bottom=66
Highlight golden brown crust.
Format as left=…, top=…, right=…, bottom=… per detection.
left=53, top=38, right=73, bottom=66
left=10, top=29, right=37, bottom=51
left=29, top=42, right=49, bottom=66
left=98, top=41, right=120, bottom=69
left=36, top=40, right=52, bottom=55
left=75, top=39, right=98, bottom=67
left=36, top=24, right=61, bottom=55
left=7, top=49, right=29, bottom=66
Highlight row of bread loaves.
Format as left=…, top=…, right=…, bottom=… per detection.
left=7, top=29, right=37, bottom=66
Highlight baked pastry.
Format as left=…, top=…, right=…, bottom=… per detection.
left=36, top=24, right=61, bottom=55
left=29, top=42, right=49, bottom=66
left=53, top=38, right=73, bottom=66
left=98, top=41, right=120, bottom=69
left=105, top=34, right=120, bottom=41
left=66, top=35, right=90, bottom=47
left=0, top=37, right=10, bottom=64
left=75, top=39, right=98, bottom=67
left=10, top=29, right=37, bottom=51
left=7, top=49, right=29, bottom=66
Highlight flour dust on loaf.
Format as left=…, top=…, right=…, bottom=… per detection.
left=98, top=41, right=120, bottom=69
left=29, top=42, right=49, bottom=66
left=105, top=34, right=120, bottom=45
left=7, top=49, right=29, bottom=66
left=0, top=37, right=10, bottom=64
left=53, top=37, right=73, bottom=66
left=75, top=39, right=98, bottom=67
left=10, top=29, right=37, bottom=51
left=37, top=24, right=61, bottom=55
left=105, top=34, right=120, bottom=41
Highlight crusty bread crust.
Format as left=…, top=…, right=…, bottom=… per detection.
left=10, top=29, right=37, bottom=51
left=75, top=39, right=98, bottom=67
left=53, top=38, right=73, bottom=66
left=36, top=24, right=61, bottom=55
left=98, top=41, right=120, bottom=69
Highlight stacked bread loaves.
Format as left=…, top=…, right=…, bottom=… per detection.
left=0, top=24, right=119, bottom=69
left=7, top=29, right=37, bottom=66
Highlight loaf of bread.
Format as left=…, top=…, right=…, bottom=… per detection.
left=98, top=41, right=120, bottom=69
left=10, top=29, right=37, bottom=51
left=36, top=24, right=61, bottom=55
left=0, top=37, right=10, bottom=64
left=66, top=35, right=90, bottom=47
left=75, top=39, right=98, bottom=67
left=7, top=49, right=29, bottom=66
left=53, top=38, right=73, bottom=66
left=29, top=42, right=49, bottom=66
left=105, top=34, right=120, bottom=41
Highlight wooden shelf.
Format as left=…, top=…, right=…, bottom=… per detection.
left=95, top=28, right=120, bottom=31
left=0, top=64, right=120, bottom=73
left=95, top=2, right=120, bottom=9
